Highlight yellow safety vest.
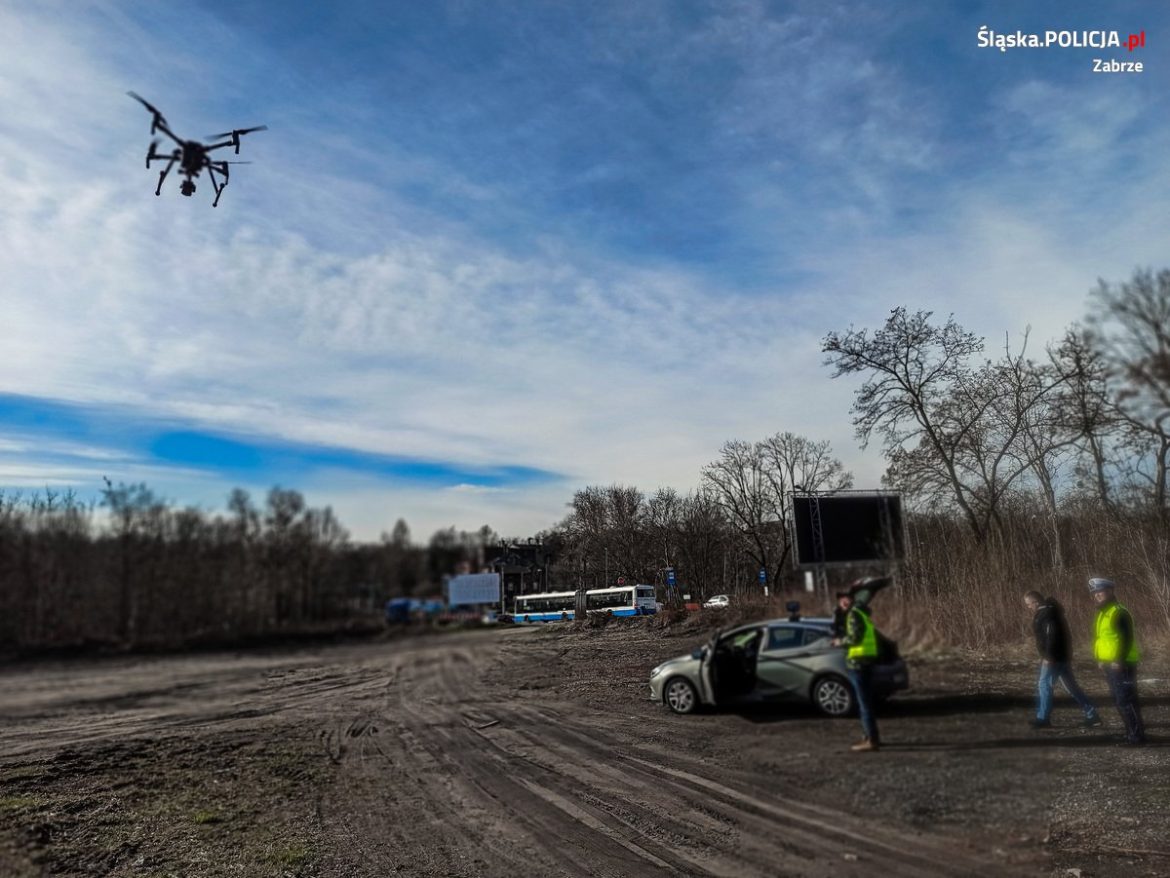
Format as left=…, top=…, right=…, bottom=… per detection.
left=1094, top=602, right=1140, bottom=664
left=847, top=607, right=879, bottom=661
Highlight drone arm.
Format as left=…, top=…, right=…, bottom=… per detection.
left=152, top=119, right=183, bottom=146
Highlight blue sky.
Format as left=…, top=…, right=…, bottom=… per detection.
left=0, top=0, right=1166, bottom=540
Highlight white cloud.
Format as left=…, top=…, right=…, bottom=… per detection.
left=447, top=484, right=513, bottom=495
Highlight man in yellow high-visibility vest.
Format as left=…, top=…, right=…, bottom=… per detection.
left=1089, top=577, right=1146, bottom=746
left=833, top=590, right=881, bottom=752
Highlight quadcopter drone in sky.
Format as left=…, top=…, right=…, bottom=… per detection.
left=128, top=92, right=266, bottom=207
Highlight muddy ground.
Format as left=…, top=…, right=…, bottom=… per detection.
left=1, top=619, right=1167, bottom=877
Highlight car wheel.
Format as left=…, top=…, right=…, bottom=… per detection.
left=664, top=677, right=699, bottom=715
left=812, top=675, right=854, bottom=717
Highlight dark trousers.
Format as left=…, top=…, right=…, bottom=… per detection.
left=847, top=664, right=879, bottom=743
left=1103, top=665, right=1146, bottom=743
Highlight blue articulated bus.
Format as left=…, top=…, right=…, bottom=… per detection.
left=513, top=585, right=657, bottom=622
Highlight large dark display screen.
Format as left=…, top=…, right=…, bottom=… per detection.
left=792, top=493, right=905, bottom=565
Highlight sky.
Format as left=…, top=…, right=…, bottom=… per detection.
left=0, top=0, right=1167, bottom=542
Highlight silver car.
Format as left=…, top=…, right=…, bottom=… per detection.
left=649, top=617, right=909, bottom=716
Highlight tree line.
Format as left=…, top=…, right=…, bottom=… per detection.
left=2, top=267, right=1167, bottom=651
left=0, top=483, right=499, bottom=651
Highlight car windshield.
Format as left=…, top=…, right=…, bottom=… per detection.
left=719, top=627, right=761, bottom=651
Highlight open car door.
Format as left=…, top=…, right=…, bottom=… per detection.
left=704, top=626, right=764, bottom=705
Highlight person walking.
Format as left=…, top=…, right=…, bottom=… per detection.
left=1089, top=577, right=1146, bottom=745
left=832, top=591, right=881, bottom=752
left=1023, top=590, right=1100, bottom=729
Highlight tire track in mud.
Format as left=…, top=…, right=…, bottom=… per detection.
left=320, top=639, right=1032, bottom=878
left=317, top=652, right=580, bottom=878
left=488, top=702, right=997, bottom=877
left=453, top=659, right=1015, bottom=876
left=328, top=647, right=687, bottom=878
left=0, top=653, right=397, bottom=758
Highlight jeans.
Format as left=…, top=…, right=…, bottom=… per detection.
left=1036, top=661, right=1098, bottom=722
left=1103, top=665, right=1146, bottom=743
left=847, top=664, right=879, bottom=742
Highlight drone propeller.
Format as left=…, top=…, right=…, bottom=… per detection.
left=206, top=125, right=268, bottom=154
left=207, top=125, right=268, bottom=139
left=127, top=91, right=167, bottom=133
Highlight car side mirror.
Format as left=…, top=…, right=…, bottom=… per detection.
left=691, top=647, right=706, bottom=660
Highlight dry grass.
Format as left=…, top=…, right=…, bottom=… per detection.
left=656, top=511, right=1170, bottom=658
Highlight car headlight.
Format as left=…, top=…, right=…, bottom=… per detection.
left=650, top=665, right=665, bottom=678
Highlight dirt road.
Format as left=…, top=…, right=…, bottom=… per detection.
left=1, top=623, right=1166, bottom=876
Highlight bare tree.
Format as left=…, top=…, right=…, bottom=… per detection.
left=556, top=485, right=650, bottom=588
left=605, top=485, right=647, bottom=586
left=675, top=489, right=737, bottom=597
left=702, top=440, right=784, bottom=589
left=1049, top=326, right=1124, bottom=512
left=759, top=431, right=853, bottom=568
left=646, top=487, right=682, bottom=585
left=703, top=434, right=851, bottom=588
left=1087, top=268, right=1170, bottom=514
left=988, top=335, right=1082, bottom=566
left=824, top=309, right=995, bottom=541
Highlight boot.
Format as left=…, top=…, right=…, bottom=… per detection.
left=850, top=738, right=879, bottom=752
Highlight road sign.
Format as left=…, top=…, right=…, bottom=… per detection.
left=666, top=568, right=676, bottom=587
left=758, top=568, right=766, bottom=583
left=617, top=576, right=626, bottom=585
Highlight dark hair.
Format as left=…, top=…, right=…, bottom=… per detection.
left=1023, top=590, right=1044, bottom=603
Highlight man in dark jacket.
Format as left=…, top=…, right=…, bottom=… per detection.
left=1024, top=590, right=1100, bottom=729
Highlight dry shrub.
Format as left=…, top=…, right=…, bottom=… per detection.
left=894, top=511, right=1170, bottom=653
left=646, top=605, right=690, bottom=631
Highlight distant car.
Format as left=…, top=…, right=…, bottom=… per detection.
left=648, top=617, right=909, bottom=717
left=703, top=594, right=730, bottom=609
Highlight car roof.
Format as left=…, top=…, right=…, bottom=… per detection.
left=717, top=617, right=833, bottom=637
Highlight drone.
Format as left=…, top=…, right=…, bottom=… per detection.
left=128, top=92, right=266, bottom=207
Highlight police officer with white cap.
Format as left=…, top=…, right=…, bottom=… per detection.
left=1088, top=577, right=1146, bottom=745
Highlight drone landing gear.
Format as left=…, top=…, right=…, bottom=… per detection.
left=207, top=163, right=230, bottom=208
left=152, top=156, right=178, bottom=196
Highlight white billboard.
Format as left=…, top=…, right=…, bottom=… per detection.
left=446, top=573, right=501, bottom=607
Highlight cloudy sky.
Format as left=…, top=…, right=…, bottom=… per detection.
left=1, top=0, right=1166, bottom=541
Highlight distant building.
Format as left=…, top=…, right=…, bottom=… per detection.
left=483, top=540, right=554, bottom=606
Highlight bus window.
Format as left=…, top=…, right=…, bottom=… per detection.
left=586, top=588, right=634, bottom=610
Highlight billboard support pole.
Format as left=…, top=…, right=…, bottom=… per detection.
left=879, top=495, right=899, bottom=585
left=810, top=495, right=828, bottom=602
